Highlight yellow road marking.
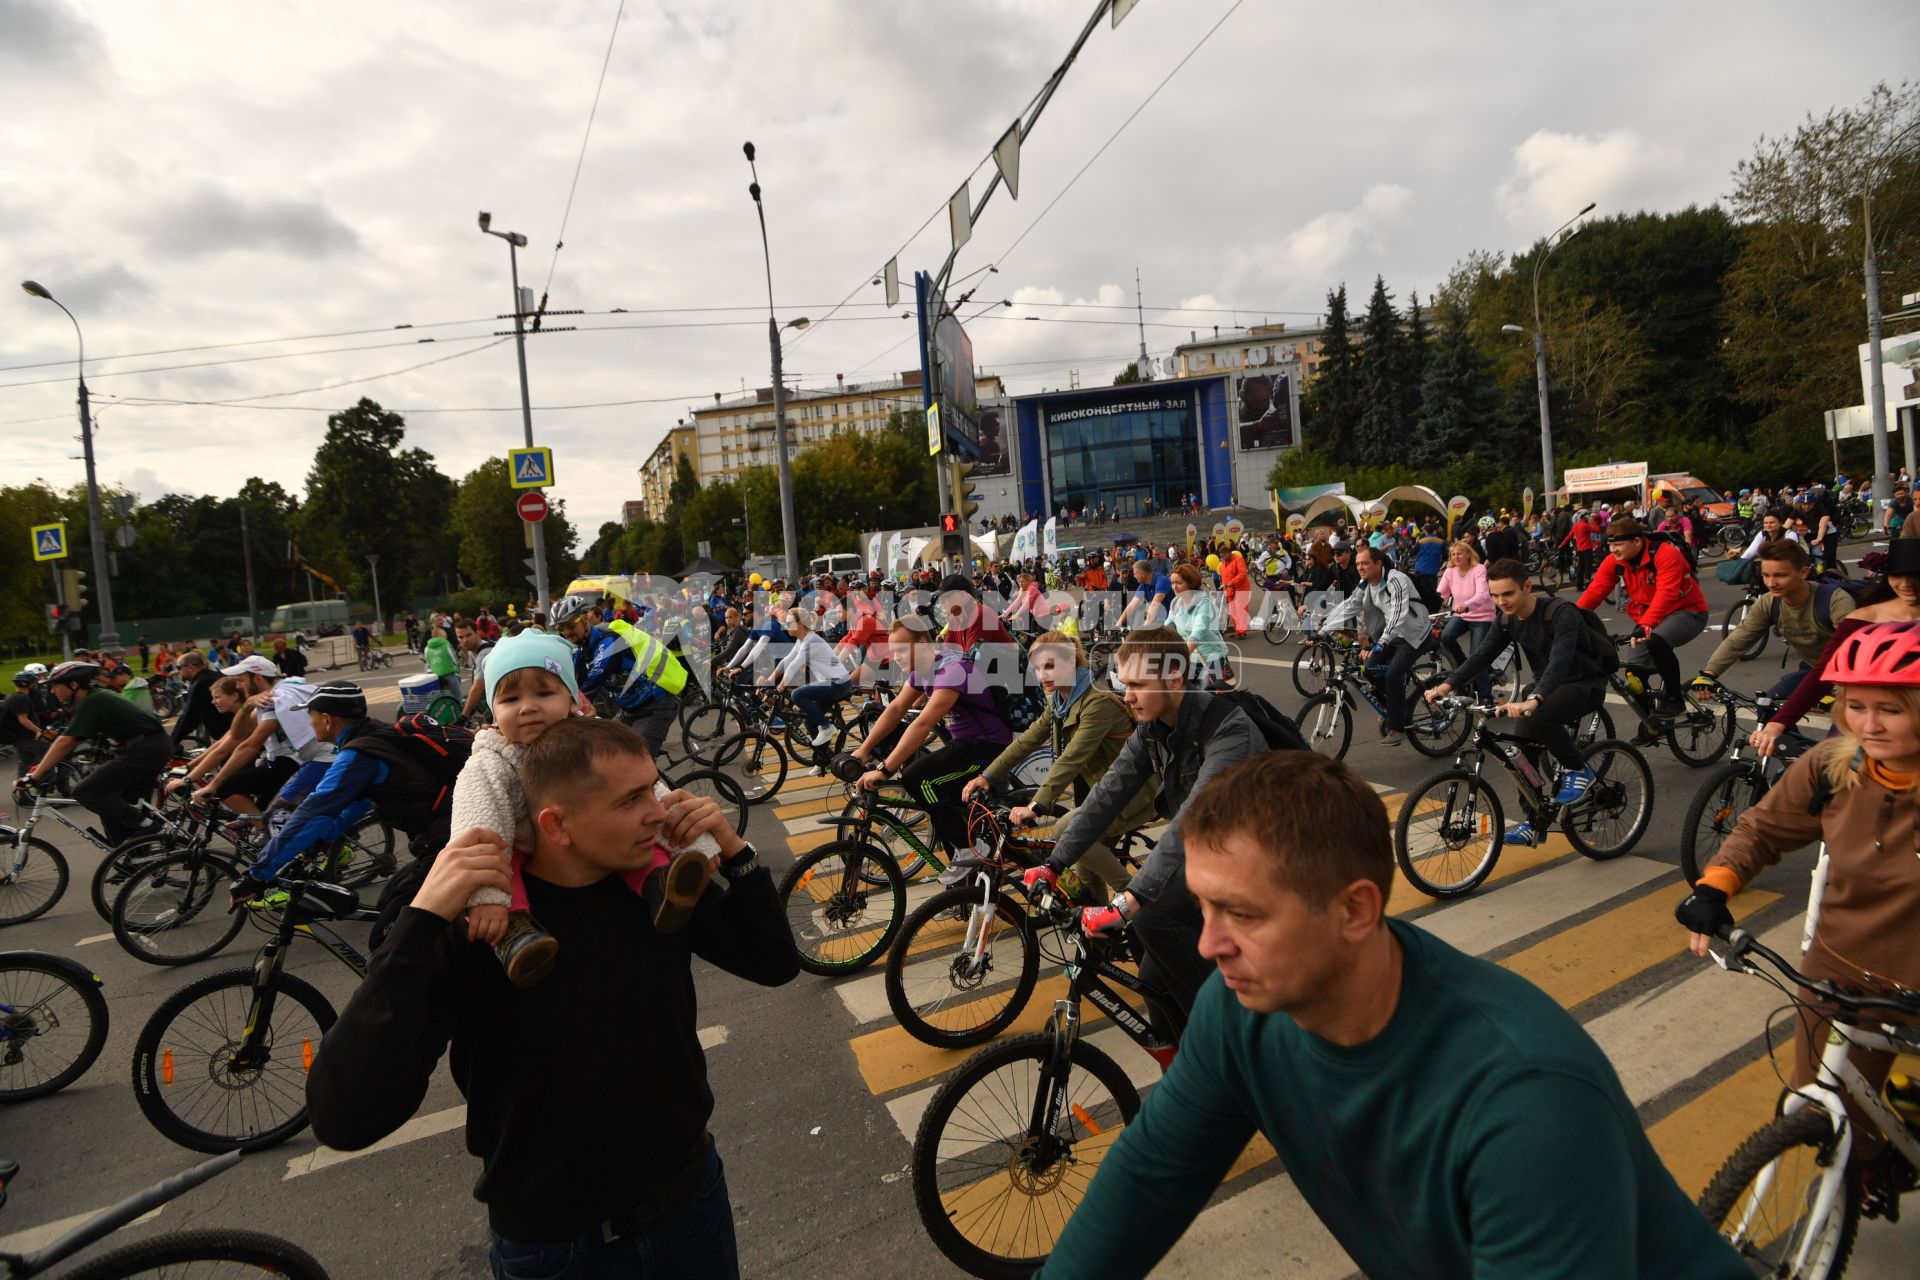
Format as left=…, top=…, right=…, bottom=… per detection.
left=773, top=795, right=842, bottom=820
left=1387, top=838, right=1572, bottom=917
left=1647, top=1054, right=1789, bottom=1199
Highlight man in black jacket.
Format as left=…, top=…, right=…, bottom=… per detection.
left=1426, top=558, right=1607, bottom=847
left=167, top=650, right=230, bottom=748
left=307, top=716, right=798, bottom=1280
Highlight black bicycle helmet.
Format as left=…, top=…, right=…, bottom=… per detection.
left=548, top=593, right=599, bottom=629
left=11, top=671, right=36, bottom=686
left=47, top=660, right=101, bottom=687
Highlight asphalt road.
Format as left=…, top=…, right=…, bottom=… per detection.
left=4, top=565, right=1914, bottom=1278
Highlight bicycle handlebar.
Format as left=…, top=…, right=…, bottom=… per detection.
left=1713, top=925, right=1920, bottom=1025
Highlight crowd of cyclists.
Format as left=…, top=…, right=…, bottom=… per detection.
left=7, top=470, right=1920, bottom=1279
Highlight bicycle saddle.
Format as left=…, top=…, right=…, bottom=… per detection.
left=286, top=880, right=361, bottom=920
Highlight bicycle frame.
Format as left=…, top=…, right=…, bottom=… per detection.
left=228, top=891, right=374, bottom=1070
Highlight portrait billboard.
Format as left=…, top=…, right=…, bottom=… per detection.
left=1235, top=371, right=1295, bottom=451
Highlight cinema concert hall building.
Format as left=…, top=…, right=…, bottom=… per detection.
left=1002, top=331, right=1305, bottom=521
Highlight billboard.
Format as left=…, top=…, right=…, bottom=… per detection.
left=973, top=402, right=1010, bottom=476
left=1860, top=330, right=1920, bottom=416
left=1235, top=371, right=1296, bottom=451
left=916, top=269, right=980, bottom=454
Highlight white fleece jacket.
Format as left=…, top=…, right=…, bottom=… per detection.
left=452, top=726, right=721, bottom=912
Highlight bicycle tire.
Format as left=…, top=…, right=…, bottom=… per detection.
left=885, top=885, right=1039, bottom=1050
left=0, top=952, right=108, bottom=1100
left=778, top=841, right=906, bottom=975
left=1665, top=697, right=1736, bottom=768
left=0, top=833, right=68, bottom=925
left=1697, top=1109, right=1858, bottom=1280
left=912, top=1031, right=1142, bottom=1280
left=132, top=968, right=336, bottom=1152
left=90, top=832, right=183, bottom=923
left=1297, top=691, right=1351, bottom=760
left=1680, top=760, right=1763, bottom=887
left=1575, top=703, right=1615, bottom=751
left=1561, top=739, right=1654, bottom=860
left=110, top=849, right=249, bottom=966
left=710, top=729, right=788, bottom=804
left=1723, top=598, right=1767, bottom=661
left=667, top=767, right=748, bottom=834
left=1291, top=641, right=1334, bottom=697
left=1717, top=523, right=1749, bottom=552
left=1394, top=770, right=1503, bottom=898
left=1262, top=599, right=1295, bottom=645
left=58, top=1225, right=332, bottom=1280
left=680, top=702, right=738, bottom=760
left=1405, top=682, right=1471, bottom=758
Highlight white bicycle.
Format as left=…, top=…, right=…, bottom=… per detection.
left=1698, top=922, right=1920, bottom=1278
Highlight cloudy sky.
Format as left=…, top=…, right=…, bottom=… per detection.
left=2, top=0, right=1913, bottom=535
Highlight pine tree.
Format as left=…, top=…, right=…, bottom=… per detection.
left=1301, top=286, right=1359, bottom=461
left=1355, top=276, right=1403, bottom=462
left=1411, top=302, right=1500, bottom=469
left=1400, top=289, right=1429, bottom=432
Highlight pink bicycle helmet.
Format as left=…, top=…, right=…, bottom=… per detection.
left=1820, top=621, right=1920, bottom=687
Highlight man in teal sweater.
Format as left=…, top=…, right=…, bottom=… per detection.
left=1038, top=751, right=1744, bottom=1279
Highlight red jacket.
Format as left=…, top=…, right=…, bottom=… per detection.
left=1575, top=538, right=1707, bottom=630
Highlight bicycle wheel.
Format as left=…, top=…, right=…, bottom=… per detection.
left=322, top=815, right=398, bottom=890
left=1405, top=684, right=1471, bottom=758
left=1262, top=599, right=1295, bottom=645
left=1666, top=697, right=1736, bottom=767
left=668, top=768, right=748, bottom=834
left=912, top=1031, right=1142, bottom=1280
left=778, top=841, right=906, bottom=975
left=1697, top=1109, right=1858, bottom=1280
left=1574, top=703, right=1615, bottom=751
left=1723, top=598, right=1767, bottom=661
left=90, top=832, right=182, bottom=922
left=1717, top=523, right=1749, bottom=553
left=1297, top=691, right=1351, bottom=760
left=1291, top=641, right=1334, bottom=697
left=60, top=1226, right=331, bottom=1280
left=1561, top=739, right=1654, bottom=860
left=0, top=952, right=108, bottom=1100
left=680, top=700, right=738, bottom=760
left=110, top=850, right=249, bottom=966
left=1394, top=769, right=1504, bottom=898
left=0, top=833, right=68, bottom=925
left=132, top=968, right=335, bottom=1152
left=1681, top=760, right=1762, bottom=886
left=709, top=730, right=788, bottom=803
left=885, top=885, right=1039, bottom=1049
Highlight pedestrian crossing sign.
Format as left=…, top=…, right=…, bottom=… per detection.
left=30, top=522, right=67, bottom=562
left=508, top=447, right=554, bottom=490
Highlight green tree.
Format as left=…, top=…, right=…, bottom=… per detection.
left=1112, top=361, right=1154, bottom=384
left=1400, top=289, right=1429, bottom=432
left=1300, top=286, right=1359, bottom=461
left=1354, top=276, right=1404, bottom=462
left=1411, top=302, right=1501, bottom=469
left=297, top=398, right=458, bottom=603
left=451, top=456, right=580, bottom=597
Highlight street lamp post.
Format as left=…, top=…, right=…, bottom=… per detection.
left=477, top=213, right=552, bottom=611
left=1503, top=202, right=1595, bottom=508
left=367, top=554, right=383, bottom=637
left=744, top=142, right=810, bottom=586
left=21, top=280, right=121, bottom=652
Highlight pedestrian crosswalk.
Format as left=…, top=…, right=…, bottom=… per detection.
left=765, top=764, right=1918, bottom=1274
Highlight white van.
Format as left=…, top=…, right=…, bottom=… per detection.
left=266, top=600, right=350, bottom=637
left=809, top=553, right=865, bottom=578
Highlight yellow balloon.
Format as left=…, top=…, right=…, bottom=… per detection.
left=1205, top=554, right=1221, bottom=570
left=748, top=573, right=763, bottom=587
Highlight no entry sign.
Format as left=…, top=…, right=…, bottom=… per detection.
left=517, top=491, right=549, bottom=523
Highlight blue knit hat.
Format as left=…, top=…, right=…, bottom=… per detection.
left=485, top=631, right=580, bottom=707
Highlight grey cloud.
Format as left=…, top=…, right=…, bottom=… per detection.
left=24, top=261, right=151, bottom=313
left=141, top=186, right=360, bottom=259
left=0, top=0, right=105, bottom=75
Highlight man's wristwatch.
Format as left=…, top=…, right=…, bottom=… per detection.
left=718, top=841, right=760, bottom=881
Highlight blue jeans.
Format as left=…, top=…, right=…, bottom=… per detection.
left=790, top=680, right=853, bottom=735
left=489, top=1136, right=738, bottom=1280
left=1439, top=617, right=1493, bottom=701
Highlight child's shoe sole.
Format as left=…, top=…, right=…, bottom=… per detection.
left=653, top=850, right=714, bottom=936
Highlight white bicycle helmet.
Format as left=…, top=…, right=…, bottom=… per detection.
left=1477, top=515, right=1497, bottom=530
left=548, top=593, right=599, bottom=629
left=20, top=662, right=47, bottom=678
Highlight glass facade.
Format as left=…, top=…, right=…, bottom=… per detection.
left=1045, top=398, right=1200, bottom=519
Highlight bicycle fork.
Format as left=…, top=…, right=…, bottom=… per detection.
left=227, top=943, right=292, bottom=1073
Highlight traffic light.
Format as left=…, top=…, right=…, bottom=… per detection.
left=61, top=568, right=88, bottom=616
left=939, top=512, right=965, bottom=557
left=45, top=603, right=63, bottom=633
left=951, top=458, right=982, bottom=526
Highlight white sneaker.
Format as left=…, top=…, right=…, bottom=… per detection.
left=809, top=726, right=834, bottom=748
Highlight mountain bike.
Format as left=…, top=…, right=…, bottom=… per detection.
left=1296, top=639, right=1467, bottom=760
left=910, top=876, right=1178, bottom=1280
left=0, top=951, right=106, bottom=1101
left=1679, top=682, right=1814, bottom=887
left=883, top=797, right=1152, bottom=1049
left=778, top=783, right=948, bottom=976
left=0, top=806, right=68, bottom=928
left=1697, top=926, right=1920, bottom=1278
left=0, top=1150, right=330, bottom=1278
left=1393, top=698, right=1654, bottom=898
left=1610, top=634, right=1736, bottom=765
left=132, top=878, right=376, bottom=1152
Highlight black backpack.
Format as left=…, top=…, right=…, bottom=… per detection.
left=1643, top=530, right=1699, bottom=578
left=347, top=715, right=476, bottom=840
left=1539, top=596, right=1620, bottom=674
left=1200, top=689, right=1310, bottom=754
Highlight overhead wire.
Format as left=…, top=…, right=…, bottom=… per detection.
left=537, top=0, right=628, bottom=311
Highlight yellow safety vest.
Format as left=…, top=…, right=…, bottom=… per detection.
left=606, top=618, right=688, bottom=696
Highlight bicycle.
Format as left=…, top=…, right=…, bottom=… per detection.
left=910, top=875, right=1179, bottom=1280
left=1679, top=682, right=1815, bottom=887
left=1296, top=638, right=1468, bottom=760
left=0, top=1150, right=331, bottom=1278
left=0, top=804, right=70, bottom=928
left=1696, top=926, right=1920, bottom=1277
left=1609, top=633, right=1736, bottom=766
left=778, top=782, right=950, bottom=976
left=1720, top=578, right=1771, bottom=663
left=355, top=646, right=393, bottom=672
left=0, top=950, right=107, bottom=1101
left=1393, top=698, right=1655, bottom=898
left=132, top=877, right=377, bottom=1152
left=883, top=797, right=1152, bottom=1049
